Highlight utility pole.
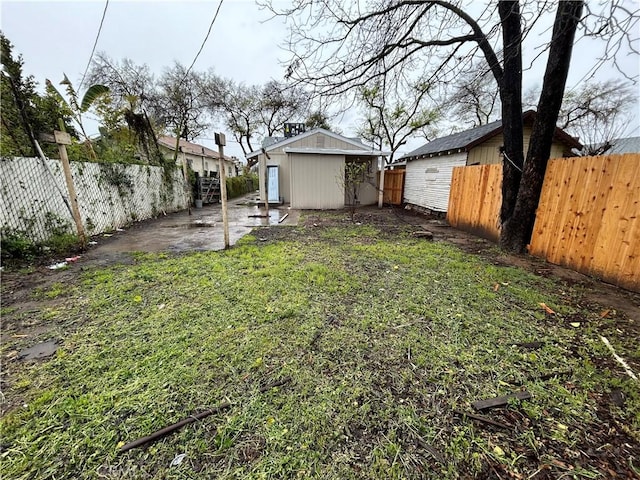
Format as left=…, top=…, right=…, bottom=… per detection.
left=215, top=132, right=230, bottom=249
left=54, top=130, right=86, bottom=245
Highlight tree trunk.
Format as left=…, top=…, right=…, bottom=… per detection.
left=500, top=1, right=584, bottom=253
left=497, top=1, right=524, bottom=234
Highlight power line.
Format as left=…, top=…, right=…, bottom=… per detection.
left=79, top=0, right=110, bottom=90
left=184, top=0, right=224, bottom=79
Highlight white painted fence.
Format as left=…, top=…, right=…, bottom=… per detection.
left=0, top=157, right=188, bottom=243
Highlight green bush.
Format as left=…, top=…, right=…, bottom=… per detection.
left=1, top=214, right=82, bottom=265
left=226, top=174, right=258, bottom=199
left=1, top=229, right=41, bottom=261
left=47, top=232, right=82, bottom=255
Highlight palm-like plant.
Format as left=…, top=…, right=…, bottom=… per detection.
left=46, top=74, right=109, bottom=159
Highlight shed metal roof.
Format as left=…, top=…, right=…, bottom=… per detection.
left=400, top=110, right=581, bottom=161
left=247, top=128, right=372, bottom=159
left=283, top=147, right=390, bottom=156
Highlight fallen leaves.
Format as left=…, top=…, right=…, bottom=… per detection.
left=539, top=303, right=555, bottom=315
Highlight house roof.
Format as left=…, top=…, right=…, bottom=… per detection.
left=246, top=128, right=374, bottom=159
left=283, top=147, right=390, bottom=156
left=157, top=136, right=233, bottom=161
left=607, top=136, right=640, bottom=154
left=400, top=110, right=582, bottom=161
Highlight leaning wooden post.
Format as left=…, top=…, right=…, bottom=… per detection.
left=54, top=130, right=86, bottom=246
left=215, top=132, right=230, bottom=249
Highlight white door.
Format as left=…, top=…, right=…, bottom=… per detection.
left=267, top=166, right=279, bottom=203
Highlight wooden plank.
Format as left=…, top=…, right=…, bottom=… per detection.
left=471, top=391, right=532, bottom=411
left=530, top=154, right=640, bottom=292
left=453, top=409, right=511, bottom=430
left=382, top=170, right=405, bottom=205
left=447, top=164, right=501, bottom=242
left=38, top=132, right=56, bottom=143
left=53, top=130, right=72, bottom=145
left=576, top=156, right=613, bottom=274
left=603, top=155, right=638, bottom=287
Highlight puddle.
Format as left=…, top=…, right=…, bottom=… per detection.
left=18, top=340, right=59, bottom=360
left=164, top=222, right=217, bottom=229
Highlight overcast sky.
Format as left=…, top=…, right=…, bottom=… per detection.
left=2, top=0, right=639, bottom=160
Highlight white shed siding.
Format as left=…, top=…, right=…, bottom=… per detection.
left=290, top=154, right=345, bottom=209
left=404, top=152, right=467, bottom=212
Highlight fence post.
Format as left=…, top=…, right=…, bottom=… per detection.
left=54, top=130, right=86, bottom=245
left=215, top=132, right=230, bottom=249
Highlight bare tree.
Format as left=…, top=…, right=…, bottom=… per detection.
left=202, top=75, right=310, bottom=167
left=202, top=75, right=262, bottom=161
left=448, top=67, right=500, bottom=127
left=264, top=0, right=638, bottom=253
left=153, top=62, right=209, bottom=162
left=88, top=54, right=164, bottom=164
left=88, top=53, right=156, bottom=113
left=357, top=76, right=439, bottom=164
left=259, top=80, right=310, bottom=136
left=526, top=79, right=637, bottom=155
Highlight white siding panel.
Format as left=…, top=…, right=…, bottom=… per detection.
left=290, top=154, right=345, bottom=209
left=404, top=152, right=467, bottom=212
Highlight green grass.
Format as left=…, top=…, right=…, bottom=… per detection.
left=1, top=223, right=638, bottom=479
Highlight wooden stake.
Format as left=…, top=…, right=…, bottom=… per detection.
left=55, top=131, right=86, bottom=245
left=453, top=409, right=511, bottom=430
left=216, top=133, right=229, bottom=249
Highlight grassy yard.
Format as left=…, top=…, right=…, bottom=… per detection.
left=1, top=216, right=638, bottom=479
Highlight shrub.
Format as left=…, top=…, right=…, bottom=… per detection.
left=1, top=229, right=40, bottom=261
left=226, top=174, right=258, bottom=199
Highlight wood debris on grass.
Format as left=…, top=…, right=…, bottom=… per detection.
left=513, top=341, right=545, bottom=350
left=472, top=391, right=532, bottom=411
left=453, top=409, right=511, bottom=430
left=118, top=377, right=291, bottom=453
left=539, top=303, right=555, bottom=315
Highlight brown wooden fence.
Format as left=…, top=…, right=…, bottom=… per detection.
left=447, top=164, right=502, bottom=242
left=529, top=154, right=639, bottom=291
left=382, top=169, right=405, bottom=205
left=446, top=154, right=640, bottom=292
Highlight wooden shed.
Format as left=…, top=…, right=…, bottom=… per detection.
left=246, top=128, right=388, bottom=209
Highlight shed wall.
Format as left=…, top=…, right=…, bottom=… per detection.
left=290, top=154, right=345, bottom=209
left=404, top=152, right=467, bottom=212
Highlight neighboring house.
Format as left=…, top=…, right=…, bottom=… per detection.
left=603, top=136, right=640, bottom=154
left=246, top=128, right=388, bottom=209
left=157, top=136, right=238, bottom=178
left=400, top=110, right=581, bottom=213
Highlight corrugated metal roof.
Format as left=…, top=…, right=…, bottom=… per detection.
left=283, top=147, right=390, bottom=156
left=247, top=128, right=373, bottom=159
left=608, top=136, right=640, bottom=154
left=402, top=119, right=503, bottom=159
left=400, top=110, right=581, bottom=161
